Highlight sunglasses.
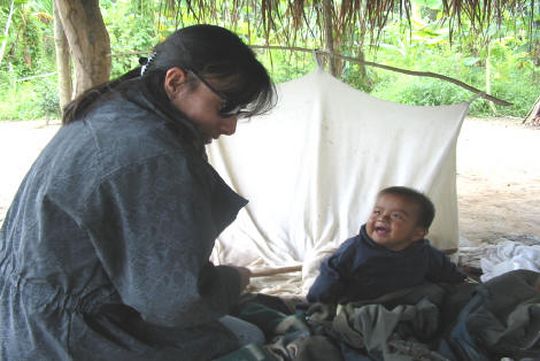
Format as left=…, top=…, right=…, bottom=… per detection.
left=188, top=70, right=250, bottom=118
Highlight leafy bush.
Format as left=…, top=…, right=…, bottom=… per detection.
left=490, top=77, right=539, bottom=117
left=35, top=78, right=61, bottom=119
left=104, top=3, right=158, bottom=77
left=0, top=73, right=59, bottom=120
left=398, top=79, right=470, bottom=106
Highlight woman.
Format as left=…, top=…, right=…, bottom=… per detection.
left=0, top=24, right=275, bottom=361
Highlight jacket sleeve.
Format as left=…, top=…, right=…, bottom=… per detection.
left=426, top=246, right=466, bottom=284
left=306, top=238, right=356, bottom=303
left=82, top=152, right=243, bottom=328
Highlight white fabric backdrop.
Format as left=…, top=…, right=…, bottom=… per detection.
left=207, top=69, right=469, bottom=290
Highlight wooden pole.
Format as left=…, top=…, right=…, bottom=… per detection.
left=322, top=0, right=337, bottom=76
left=250, top=265, right=302, bottom=278
left=0, top=0, right=15, bottom=67
left=249, top=44, right=512, bottom=107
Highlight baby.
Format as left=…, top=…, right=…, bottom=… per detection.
left=307, top=186, right=465, bottom=304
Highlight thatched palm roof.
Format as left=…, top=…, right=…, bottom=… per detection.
left=162, top=0, right=537, bottom=46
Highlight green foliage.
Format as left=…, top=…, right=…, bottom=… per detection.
left=35, top=77, right=60, bottom=118
left=489, top=75, right=539, bottom=117
left=0, top=0, right=538, bottom=120
left=0, top=0, right=57, bottom=120
left=257, top=50, right=317, bottom=84
left=359, top=4, right=539, bottom=117
left=372, top=76, right=458, bottom=106
left=0, top=67, right=59, bottom=120
left=102, top=0, right=159, bottom=77
left=3, top=3, right=54, bottom=76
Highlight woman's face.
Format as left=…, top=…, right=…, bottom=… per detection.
left=164, top=67, right=238, bottom=144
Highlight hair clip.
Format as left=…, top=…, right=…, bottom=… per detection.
left=140, top=52, right=157, bottom=76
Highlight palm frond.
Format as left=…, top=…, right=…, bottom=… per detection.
left=158, top=0, right=537, bottom=51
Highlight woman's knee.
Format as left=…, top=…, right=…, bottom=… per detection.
left=218, top=315, right=266, bottom=346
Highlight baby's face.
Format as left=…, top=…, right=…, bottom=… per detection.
left=366, top=193, right=427, bottom=251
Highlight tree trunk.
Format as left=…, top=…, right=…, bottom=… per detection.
left=53, top=1, right=72, bottom=110
left=322, top=0, right=337, bottom=76
left=54, top=0, right=111, bottom=96
left=0, top=0, right=16, bottom=66
left=485, top=42, right=497, bottom=114
left=355, top=47, right=372, bottom=91
left=523, top=95, right=540, bottom=125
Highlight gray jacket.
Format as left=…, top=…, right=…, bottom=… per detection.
left=0, top=80, right=246, bottom=360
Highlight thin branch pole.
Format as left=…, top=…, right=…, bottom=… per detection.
left=250, top=265, right=302, bottom=278
left=485, top=41, right=497, bottom=113
left=250, top=44, right=512, bottom=106
left=16, top=72, right=56, bottom=82
left=0, top=0, right=16, bottom=66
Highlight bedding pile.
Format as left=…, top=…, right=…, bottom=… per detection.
left=231, top=270, right=540, bottom=361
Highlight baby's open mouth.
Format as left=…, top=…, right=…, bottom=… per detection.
left=374, top=225, right=389, bottom=235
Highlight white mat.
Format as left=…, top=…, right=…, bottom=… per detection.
left=207, top=69, right=469, bottom=293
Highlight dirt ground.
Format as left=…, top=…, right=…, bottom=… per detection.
left=455, top=117, right=540, bottom=246
left=0, top=117, right=539, bottom=248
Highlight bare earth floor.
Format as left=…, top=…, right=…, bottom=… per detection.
left=0, top=117, right=539, bottom=249
left=456, top=117, right=540, bottom=247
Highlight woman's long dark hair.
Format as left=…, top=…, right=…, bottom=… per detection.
left=62, top=24, right=276, bottom=124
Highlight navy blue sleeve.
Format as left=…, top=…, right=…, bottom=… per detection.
left=306, top=238, right=356, bottom=303
left=425, top=246, right=466, bottom=283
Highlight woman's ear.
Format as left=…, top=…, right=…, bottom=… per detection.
left=163, top=67, right=189, bottom=99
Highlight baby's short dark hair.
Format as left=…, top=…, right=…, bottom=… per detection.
left=378, top=186, right=435, bottom=229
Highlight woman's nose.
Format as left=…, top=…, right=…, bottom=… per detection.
left=220, top=117, right=238, bottom=136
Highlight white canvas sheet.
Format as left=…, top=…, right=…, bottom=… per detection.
left=207, top=69, right=469, bottom=292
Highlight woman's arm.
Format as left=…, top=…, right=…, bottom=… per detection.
left=83, top=152, right=244, bottom=327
